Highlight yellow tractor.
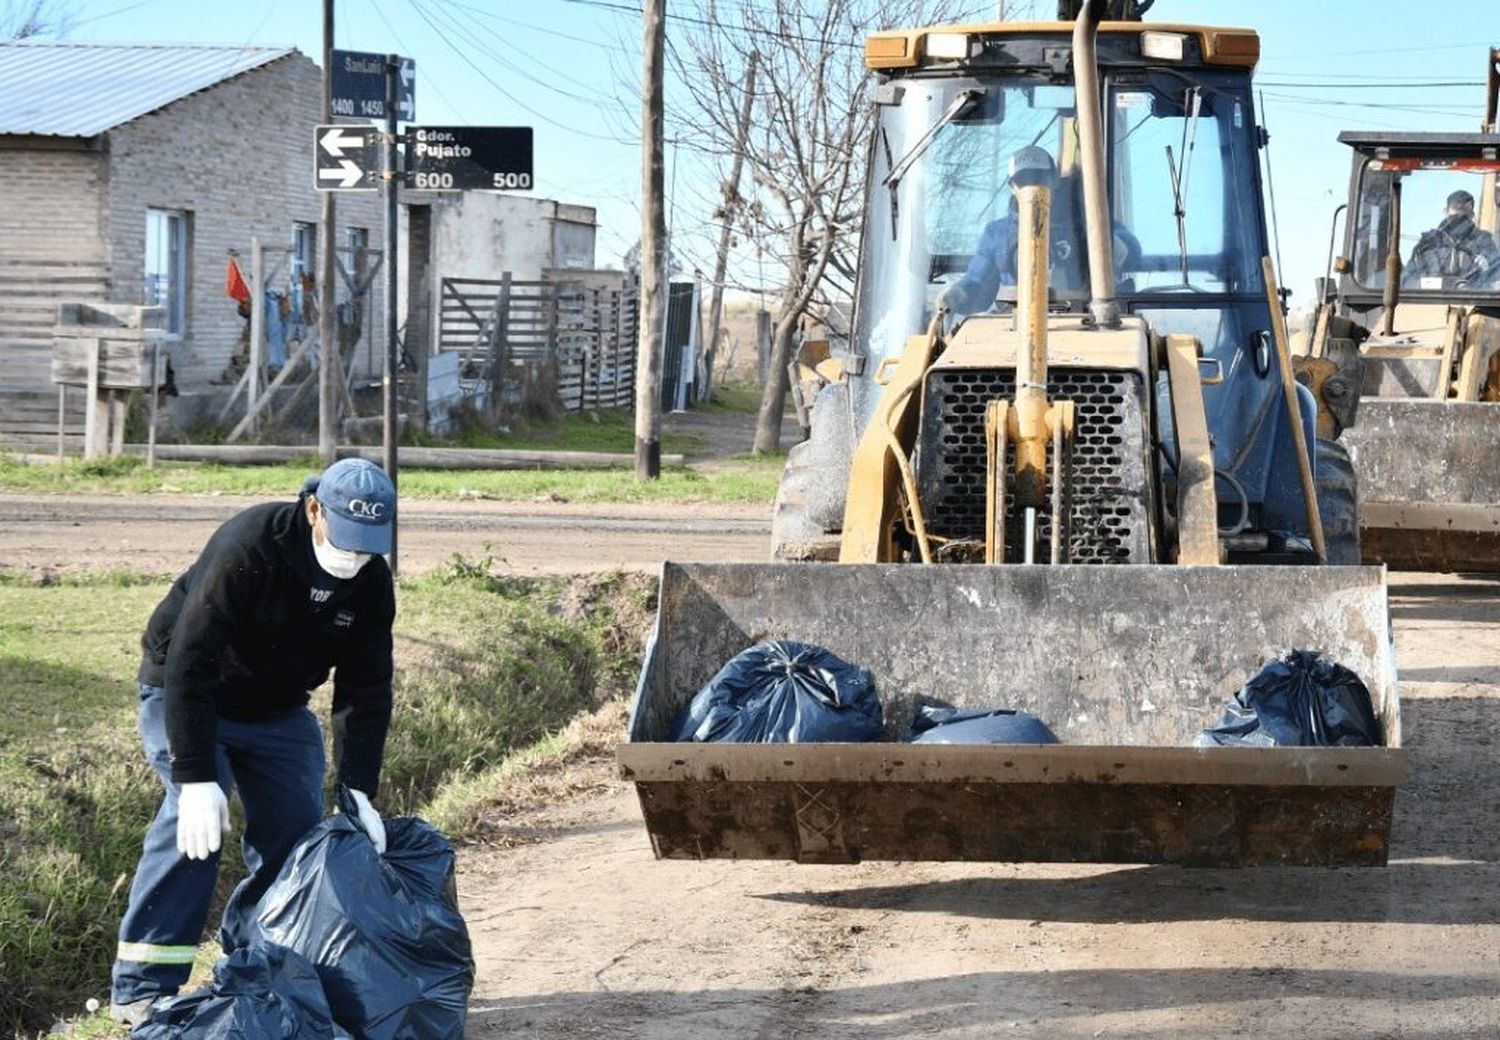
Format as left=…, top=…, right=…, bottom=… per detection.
left=1305, top=47, right=1500, bottom=571
left=620, top=1, right=1403, bottom=867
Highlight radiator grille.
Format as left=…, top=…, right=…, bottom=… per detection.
left=916, top=368, right=1153, bottom=564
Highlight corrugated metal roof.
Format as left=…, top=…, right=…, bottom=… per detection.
left=0, top=41, right=296, bottom=137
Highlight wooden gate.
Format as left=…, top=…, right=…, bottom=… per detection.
left=437, top=273, right=637, bottom=413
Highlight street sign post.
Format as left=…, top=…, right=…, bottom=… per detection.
left=331, top=48, right=414, bottom=121
left=313, top=124, right=379, bottom=191
left=403, top=126, right=533, bottom=191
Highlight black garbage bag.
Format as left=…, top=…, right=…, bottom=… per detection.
left=909, top=705, right=1060, bottom=744
left=1195, top=650, right=1383, bottom=748
left=673, top=639, right=883, bottom=743
left=253, top=786, right=474, bottom=1040
left=134, top=941, right=348, bottom=1039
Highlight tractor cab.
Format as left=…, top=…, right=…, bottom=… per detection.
left=850, top=20, right=1319, bottom=560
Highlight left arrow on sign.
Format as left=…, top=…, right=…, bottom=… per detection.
left=319, top=127, right=366, bottom=157
left=317, top=159, right=365, bottom=189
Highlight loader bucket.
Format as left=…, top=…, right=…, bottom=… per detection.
left=620, top=562, right=1404, bottom=867
left=1344, top=399, right=1500, bottom=571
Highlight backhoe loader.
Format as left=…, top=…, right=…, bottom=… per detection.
left=1306, top=47, right=1500, bottom=571
left=620, top=1, right=1403, bottom=867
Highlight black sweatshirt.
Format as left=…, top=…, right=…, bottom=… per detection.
left=138, top=495, right=395, bottom=796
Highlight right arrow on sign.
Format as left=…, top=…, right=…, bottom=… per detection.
left=320, top=127, right=366, bottom=157
left=317, top=158, right=365, bottom=189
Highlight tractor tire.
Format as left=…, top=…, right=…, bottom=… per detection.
left=1315, top=438, right=1361, bottom=566
left=770, top=381, right=853, bottom=561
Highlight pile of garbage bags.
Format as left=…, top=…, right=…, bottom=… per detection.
left=672, top=640, right=1057, bottom=746
left=672, top=641, right=1382, bottom=750
left=133, top=943, right=348, bottom=1040
left=137, top=787, right=473, bottom=1040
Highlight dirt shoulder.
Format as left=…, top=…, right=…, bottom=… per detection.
left=0, top=493, right=772, bottom=577
left=455, top=571, right=1500, bottom=1039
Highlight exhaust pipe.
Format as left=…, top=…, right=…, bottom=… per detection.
left=1381, top=178, right=1402, bottom=336
left=1072, top=0, right=1120, bottom=328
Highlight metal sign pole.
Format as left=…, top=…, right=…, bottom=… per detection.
left=383, top=53, right=400, bottom=573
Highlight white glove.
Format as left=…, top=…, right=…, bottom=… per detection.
left=177, top=782, right=230, bottom=861
left=348, top=788, right=387, bottom=855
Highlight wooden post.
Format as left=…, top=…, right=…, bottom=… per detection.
left=705, top=51, right=757, bottom=393
left=248, top=236, right=263, bottom=435
left=635, top=0, right=666, bottom=479
left=487, top=272, right=512, bottom=415
left=108, top=390, right=126, bottom=457
left=56, top=385, right=65, bottom=463
left=147, top=342, right=161, bottom=468
left=591, top=288, right=603, bottom=414
left=318, top=0, right=339, bottom=465
left=83, top=340, right=102, bottom=460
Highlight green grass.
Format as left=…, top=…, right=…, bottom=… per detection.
left=0, top=564, right=654, bottom=1035
left=700, top=379, right=769, bottom=415
left=0, top=453, right=783, bottom=506
left=407, top=406, right=702, bottom=455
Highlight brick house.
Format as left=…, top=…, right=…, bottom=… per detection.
left=0, top=41, right=381, bottom=442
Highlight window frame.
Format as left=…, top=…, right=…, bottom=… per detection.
left=144, top=207, right=190, bottom=339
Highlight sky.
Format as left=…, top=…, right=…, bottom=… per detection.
left=53, top=0, right=1500, bottom=307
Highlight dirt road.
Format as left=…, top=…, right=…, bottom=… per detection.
left=9, top=488, right=1497, bottom=1035
left=0, top=493, right=771, bottom=576
left=456, top=571, right=1500, bottom=1039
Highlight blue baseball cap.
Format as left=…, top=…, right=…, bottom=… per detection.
left=307, top=458, right=395, bottom=554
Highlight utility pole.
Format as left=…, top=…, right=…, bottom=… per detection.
left=382, top=55, right=401, bottom=572
left=704, top=51, right=756, bottom=394
left=635, top=0, right=666, bottom=480
left=318, top=0, right=338, bottom=465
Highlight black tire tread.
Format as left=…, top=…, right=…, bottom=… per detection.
left=1315, top=438, right=1361, bottom=566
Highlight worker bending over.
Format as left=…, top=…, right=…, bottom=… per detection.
left=110, top=458, right=397, bottom=1027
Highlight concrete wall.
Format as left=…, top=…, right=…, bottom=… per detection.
left=103, top=52, right=383, bottom=391
left=424, top=193, right=597, bottom=285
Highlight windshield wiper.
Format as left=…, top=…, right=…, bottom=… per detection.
left=1164, top=86, right=1203, bottom=287
left=883, top=88, right=986, bottom=236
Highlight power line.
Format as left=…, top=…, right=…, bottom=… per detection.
left=435, top=0, right=617, bottom=50
left=1260, top=91, right=1476, bottom=117
left=1256, top=79, right=1484, bottom=90
left=70, top=0, right=161, bottom=26
left=548, top=0, right=864, bottom=52
left=1262, top=41, right=1478, bottom=61
left=368, top=0, right=469, bottom=118
left=404, top=0, right=638, bottom=144
left=427, top=0, right=613, bottom=107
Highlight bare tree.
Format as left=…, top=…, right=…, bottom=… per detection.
left=1, top=0, right=74, bottom=39
left=670, top=0, right=1023, bottom=453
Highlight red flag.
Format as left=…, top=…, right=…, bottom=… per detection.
left=225, top=257, right=250, bottom=304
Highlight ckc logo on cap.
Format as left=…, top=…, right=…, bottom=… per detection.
left=348, top=498, right=387, bottom=520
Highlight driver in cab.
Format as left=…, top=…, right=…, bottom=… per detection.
left=1402, top=189, right=1500, bottom=290
left=938, top=146, right=1139, bottom=317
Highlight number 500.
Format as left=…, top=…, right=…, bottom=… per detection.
left=492, top=172, right=532, bottom=190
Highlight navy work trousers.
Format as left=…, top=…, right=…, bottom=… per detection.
left=111, top=683, right=324, bottom=1005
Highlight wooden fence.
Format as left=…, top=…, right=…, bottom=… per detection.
left=437, top=273, right=637, bottom=413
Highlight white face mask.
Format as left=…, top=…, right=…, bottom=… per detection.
left=311, top=525, right=372, bottom=580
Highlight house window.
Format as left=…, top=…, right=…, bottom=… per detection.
left=292, top=221, right=317, bottom=281
left=144, top=208, right=189, bottom=336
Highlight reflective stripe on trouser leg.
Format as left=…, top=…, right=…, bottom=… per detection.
left=115, top=941, right=199, bottom=965
left=111, top=683, right=230, bottom=1005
